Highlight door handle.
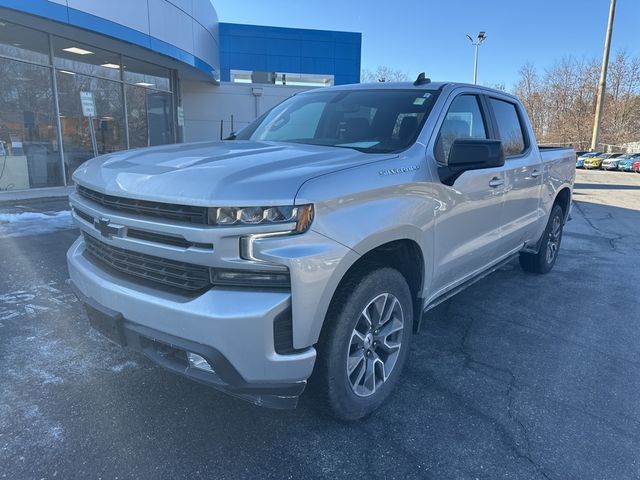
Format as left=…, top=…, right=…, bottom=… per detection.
left=488, top=177, right=504, bottom=188
left=531, top=169, right=542, bottom=178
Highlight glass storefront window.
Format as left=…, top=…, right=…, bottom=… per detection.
left=56, top=71, right=126, bottom=182
left=0, top=18, right=179, bottom=192
left=123, top=57, right=171, bottom=92
left=52, top=37, right=121, bottom=80
left=126, top=85, right=175, bottom=149
left=0, top=57, right=62, bottom=190
left=0, top=20, right=50, bottom=64
left=230, top=69, right=334, bottom=87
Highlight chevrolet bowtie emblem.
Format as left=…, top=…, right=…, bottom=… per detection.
left=94, top=218, right=124, bottom=239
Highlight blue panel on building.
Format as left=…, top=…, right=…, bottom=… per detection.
left=219, top=23, right=361, bottom=85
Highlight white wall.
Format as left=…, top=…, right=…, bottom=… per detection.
left=180, top=81, right=311, bottom=142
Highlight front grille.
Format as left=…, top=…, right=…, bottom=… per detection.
left=73, top=207, right=213, bottom=250
left=126, top=228, right=213, bottom=250
left=83, top=234, right=211, bottom=292
left=77, top=185, right=208, bottom=225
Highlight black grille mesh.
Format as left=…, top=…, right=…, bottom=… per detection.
left=83, top=234, right=211, bottom=292
left=77, top=185, right=208, bottom=225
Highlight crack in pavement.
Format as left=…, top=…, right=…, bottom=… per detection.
left=572, top=202, right=625, bottom=252
left=458, top=315, right=554, bottom=480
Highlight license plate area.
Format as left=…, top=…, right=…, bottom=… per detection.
left=85, top=303, right=125, bottom=346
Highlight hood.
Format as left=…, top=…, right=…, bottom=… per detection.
left=73, top=140, right=395, bottom=206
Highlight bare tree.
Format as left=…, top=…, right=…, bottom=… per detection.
left=514, top=63, right=545, bottom=137
left=602, top=50, right=640, bottom=146
left=361, top=66, right=409, bottom=83
left=511, top=51, right=640, bottom=150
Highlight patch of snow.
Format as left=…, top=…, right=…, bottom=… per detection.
left=111, top=360, right=138, bottom=373
left=0, top=210, right=74, bottom=238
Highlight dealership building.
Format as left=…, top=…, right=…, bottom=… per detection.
left=0, top=0, right=361, bottom=198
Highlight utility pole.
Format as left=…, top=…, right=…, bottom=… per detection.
left=466, top=32, right=486, bottom=84
left=591, top=0, right=616, bottom=152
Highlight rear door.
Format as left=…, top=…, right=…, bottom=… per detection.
left=486, top=96, right=542, bottom=253
left=428, top=92, right=507, bottom=296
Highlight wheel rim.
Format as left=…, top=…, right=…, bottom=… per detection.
left=347, top=293, right=404, bottom=398
left=546, top=214, right=562, bottom=264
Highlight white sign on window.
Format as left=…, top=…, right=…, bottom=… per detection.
left=177, top=106, right=184, bottom=127
left=80, top=91, right=96, bottom=117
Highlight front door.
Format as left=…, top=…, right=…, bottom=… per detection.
left=428, top=93, right=506, bottom=298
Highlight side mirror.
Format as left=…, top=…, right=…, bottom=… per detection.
left=438, top=138, right=504, bottom=186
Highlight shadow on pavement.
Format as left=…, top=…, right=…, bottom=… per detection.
left=574, top=182, right=640, bottom=191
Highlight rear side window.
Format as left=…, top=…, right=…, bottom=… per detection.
left=489, top=98, right=526, bottom=156
left=435, top=94, right=487, bottom=163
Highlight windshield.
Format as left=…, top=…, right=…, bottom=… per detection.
left=234, top=89, right=440, bottom=153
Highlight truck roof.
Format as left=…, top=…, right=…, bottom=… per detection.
left=325, top=81, right=450, bottom=91
left=303, top=81, right=518, bottom=100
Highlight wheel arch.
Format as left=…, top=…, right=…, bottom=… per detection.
left=320, top=238, right=426, bottom=340
left=554, top=187, right=572, bottom=221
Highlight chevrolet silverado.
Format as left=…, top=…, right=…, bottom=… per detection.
left=67, top=77, right=576, bottom=420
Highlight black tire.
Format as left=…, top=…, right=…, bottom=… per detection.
left=313, top=267, right=413, bottom=421
left=519, top=204, right=565, bottom=274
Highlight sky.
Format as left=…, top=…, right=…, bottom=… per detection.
left=213, top=0, right=640, bottom=90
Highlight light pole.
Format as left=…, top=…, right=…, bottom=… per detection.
left=466, top=31, right=486, bottom=84
left=591, top=0, right=616, bottom=152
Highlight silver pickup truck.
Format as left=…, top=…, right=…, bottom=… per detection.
left=67, top=78, right=575, bottom=420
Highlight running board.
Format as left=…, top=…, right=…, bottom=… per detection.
left=423, top=254, right=519, bottom=314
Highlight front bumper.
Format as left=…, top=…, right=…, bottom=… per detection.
left=67, top=237, right=316, bottom=409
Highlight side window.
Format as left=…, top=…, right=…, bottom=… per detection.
left=435, top=95, right=487, bottom=163
left=489, top=98, right=526, bottom=156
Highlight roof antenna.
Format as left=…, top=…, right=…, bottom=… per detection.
left=413, top=72, right=431, bottom=86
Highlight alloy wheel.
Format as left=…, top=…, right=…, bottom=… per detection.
left=346, top=293, right=404, bottom=397
left=546, top=214, right=562, bottom=264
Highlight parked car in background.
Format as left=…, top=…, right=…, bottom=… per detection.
left=601, top=153, right=626, bottom=171
left=584, top=153, right=621, bottom=170
left=576, top=152, right=600, bottom=169
left=633, top=159, right=640, bottom=173
left=617, top=153, right=640, bottom=172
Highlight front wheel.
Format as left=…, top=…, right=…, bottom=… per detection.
left=313, top=267, right=413, bottom=421
left=519, top=204, right=565, bottom=274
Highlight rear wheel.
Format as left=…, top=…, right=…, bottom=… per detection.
left=519, top=204, right=565, bottom=274
left=313, top=267, right=413, bottom=421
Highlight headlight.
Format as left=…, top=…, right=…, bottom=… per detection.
left=208, top=204, right=314, bottom=232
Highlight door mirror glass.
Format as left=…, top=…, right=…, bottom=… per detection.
left=438, top=138, right=505, bottom=186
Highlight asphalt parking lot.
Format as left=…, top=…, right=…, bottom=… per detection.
left=1, top=169, right=640, bottom=479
